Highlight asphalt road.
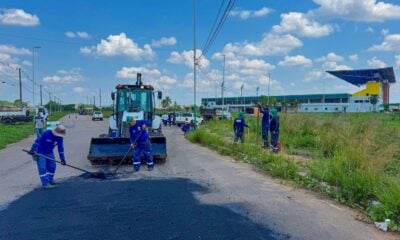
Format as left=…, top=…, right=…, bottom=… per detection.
left=0, top=114, right=398, bottom=240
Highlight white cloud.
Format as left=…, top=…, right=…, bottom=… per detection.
left=304, top=69, right=325, bottom=82
left=230, top=7, right=272, bottom=19
left=396, top=55, right=400, bottom=68
left=76, top=32, right=91, bottom=39
left=167, top=49, right=210, bottom=68
left=115, top=66, right=177, bottom=90
left=322, top=61, right=352, bottom=70
left=159, top=75, right=177, bottom=84
left=73, top=87, right=88, bottom=94
left=221, top=33, right=302, bottom=57
left=366, top=27, right=374, bottom=33
left=0, top=9, right=39, bottom=26
left=0, top=44, right=31, bottom=55
left=316, top=52, right=344, bottom=62
left=116, top=66, right=161, bottom=79
left=367, top=57, right=387, bottom=68
left=66, top=31, right=91, bottom=39
left=381, top=29, right=389, bottom=36
left=348, top=54, right=359, bottom=62
left=278, top=55, right=313, bottom=67
left=273, top=12, right=333, bottom=37
left=151, top=37, right=177, bottom=47
left=22, top=60, right=32, bottom=66
left=80, top=33, right=154, bottom=60
left=65, top=31, right=75, bottom=38
left=312, top=0, right=400, bottom=22
left=43, top=68, right=83, bottom=84
left=368, top=34, right=400, bottom=51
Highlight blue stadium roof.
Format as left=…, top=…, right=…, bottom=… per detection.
left=327, top=67, right=396, bottom=86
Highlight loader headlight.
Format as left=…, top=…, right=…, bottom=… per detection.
left=140, top=85, right=144, bottom=89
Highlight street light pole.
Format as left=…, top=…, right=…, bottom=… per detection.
left=32, top=46, right=41, bottom=107
left=193, top=0, right=197, bottom=127
left=222, top=54, right=225, bottom=110
left=268, top=72, right=271, bottom=106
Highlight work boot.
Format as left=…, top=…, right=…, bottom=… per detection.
left=42, top=184, right=55, bottom=189
left=49, top=181, right=58, bottom=186
left=148, top=166, right=154, bottom=171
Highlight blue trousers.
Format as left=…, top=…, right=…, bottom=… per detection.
left=262, top=124, right=269, bottom=146
left=36, top=153, right=56, bottom=185
left=271, top=132, right=279, bottom=149
left=133, top=145, right=154, bottom=171
left=234, top=131, right=244, bottom=143
left=35, top=128, right=43, bottom=139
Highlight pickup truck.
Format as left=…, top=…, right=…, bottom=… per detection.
left=92, top=111, right=104, bottom=121
left=0, top=107, right=31, bottom=124
left=175, top=112, right=203, bottom=126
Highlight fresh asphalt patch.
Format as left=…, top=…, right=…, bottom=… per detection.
left=0, top=177, right=287, bottom=240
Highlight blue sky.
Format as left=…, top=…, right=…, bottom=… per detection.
left=0, top=0, right=400, bottom=106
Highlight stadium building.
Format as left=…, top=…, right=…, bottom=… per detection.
left=201, top=67, right=397, bottom=113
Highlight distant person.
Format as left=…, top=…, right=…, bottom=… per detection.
left=233, top=112, right=249, bottom=143
left=258, top=104, right=270, bottom=148
left=172, top=114, right=176, bottom=126
left=181, top=118, right=190, bottom=134
left=168, top=114, right=172, bottom=126
left=30, top=125, right=67, bottom=188
left=34, top=112, right=45, bottom=138
left=269, top=108, right=280, bottom=152
left=128, top=117, right=154, bottom=172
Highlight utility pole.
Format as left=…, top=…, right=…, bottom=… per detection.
left=256, top=86, right=259, bottom=101
left=18, top=68, right=22, bottom=107
left=99, top=88, right=102, bottom=109
left=32, top=46, right=41, bottom=107
left=222, top=54, right=225, bottom=110
left=40, top=84, right=43, bottom=106
left=193, top=0, right=197, bottom=126
left=93, top=96, right=96, bottom=110
left=268, top=72, right=271, bottom=106
left=48, top=92, right=52, bottom=114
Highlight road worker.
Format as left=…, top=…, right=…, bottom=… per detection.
left=34, top=112, right=45, bottom=138
left=269, top=108, right=280, bottom=152
left=258, top=104, right=270, bottom=148
left=181, top=118, right=190, bottom=134
left=128, top=117, right=154, bottom=172
left=233, top=112, right=249, bottom=143
left=30, top=125, right=66, bottom=188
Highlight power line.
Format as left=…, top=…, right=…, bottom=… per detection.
left=202, top=0, right=227, bottom=54
left=199, top=0, right=236, bottom=59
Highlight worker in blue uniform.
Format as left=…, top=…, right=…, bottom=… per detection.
left=128, top=117, right=154, bottom=172
left=269, top=108, right=280, bottom=152
left=258, top=104, right=270, bottom=148
left=233, top=112, right=249, bottom=143
left=30, top=125, right=66, bottom=188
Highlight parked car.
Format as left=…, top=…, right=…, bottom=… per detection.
left=92, top=111, right=103, bottom=121
left=175, top=112, right=203, bottom=126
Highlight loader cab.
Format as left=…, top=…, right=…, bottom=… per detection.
left=114, top=85, right=155, bottom=121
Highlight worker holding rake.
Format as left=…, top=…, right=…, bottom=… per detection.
left=128, top=117, right=154, bottom=172
left=30, top=125, right=67, bottom=188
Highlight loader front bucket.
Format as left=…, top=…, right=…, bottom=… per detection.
left=87, top=135, right=167, bottom=165
left=87, top=138, right=132, bottom=165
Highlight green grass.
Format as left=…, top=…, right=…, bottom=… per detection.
left=0, top=112, right=70, bottom=150
left=188, top=112, right=400, bottom=229
left=0, top=122, right=34, bottom=149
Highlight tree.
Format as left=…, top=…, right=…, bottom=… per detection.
left=369, top=95, right=379, bottom=112
left=161, top=96, right=172, bottom=109
left=13, top=99, right=28, bottom=107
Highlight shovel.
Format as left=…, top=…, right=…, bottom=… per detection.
left=22, top=149, right=107, bottom=179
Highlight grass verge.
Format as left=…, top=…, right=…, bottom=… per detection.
left=0, top=112, right=70, bottom=150
left=187, top=113, right=400, bottom=230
